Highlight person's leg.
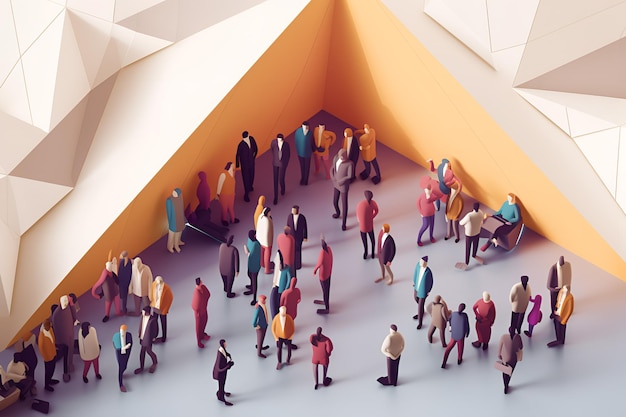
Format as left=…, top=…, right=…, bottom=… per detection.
left=417, top=218, right=428, bottom=244
left=276, top=339, right=283, bottom=365
left=256, top=329, right=264, bottom=357
left=439, top=327, right=447, bottom=347
left=313, top=364, right=319, bottom=388
left=442, top=340, right=456, bottom=367
left=333, top=188, right=341, bottom=217
left=313, top=154, right=321, bottom=174
left=385, top=264, right=394, bottom=284
left=294, top=241, right=302, bottom=269
left=457, top=338, right=465, bottom=363
left=427, top=216, right=435, bottom=241
left=418, top=297, right=426, bottom=328
left=322, top=154, right=331, bottom=180
left=341, top=191, right=349, bottom=229
left=286, top=340, right=293, bottom=364
left=279, top=166, right=287, bottom=195
left=160, top=314, right=167, bottom=341
left=360, top=160, right=371, bottom=179
left=273, top=166, right=279, bottom=204
left=368, top=230, right=375, bottom=258
left=303, top=157, right=310, bottom=185
left=371, top=159, right=381, bottom=183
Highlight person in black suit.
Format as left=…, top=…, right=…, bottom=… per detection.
left=213, top=339, right=234, bottom=406
left=235, top=131, right=258, bottom=202
left=134, top=307, right=158, bottom=375
left=270, top=133, right=290, bottom=205
left=286, top=205, right=307, bottom=270
left=375, top=224, right=396, bottom=285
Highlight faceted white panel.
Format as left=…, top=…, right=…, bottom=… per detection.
left=10, top=0, right=64, bottom=53
left=0, top=0, right=20, bottom=86
left=515, top=88, right=571, bottom=136
left=6, top=176, right=72, bottom=234
left=0, top=112, right=45, bottom=175
left=119, top=27, right=172, bottom=67
left=574, top=128, right=620, bottom=198
left=117, top=0, right=179, bottom=42
left=0, top=220, right=19, bottom=316
left=617, top=128, right=626, bottom=212
left=114, top=0, right=167, bottom=23
left=49, top=10, right=91, bottom=128
left=0, top=63, right=32, bottom=125
left=67, top=10, right=114, bottom=87
left=487, top=0, right=539, bottom=52
left=568, top=107, right=617, bottom=138
left=20, top=13, right=65, bottom=132
left=0, top=174, right=7, bottom=223
left=424, top=0, right=494, bottom=67
left=67, top=0, right=115, bottom=22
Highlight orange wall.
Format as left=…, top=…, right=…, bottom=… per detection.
left=323, top=0, right=625, bottom=281
left=11, top=0, right=336, bottom=346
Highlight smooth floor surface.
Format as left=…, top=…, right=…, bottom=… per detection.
left=1, top=111, right=625, bottom=416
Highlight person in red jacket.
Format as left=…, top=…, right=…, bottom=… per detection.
left=192, top=277, right=210, bottom=348
left=310, top=327, right=333, bottom=390
left=356, top=190, right=379, bottom=259
left=313, top=237, right=333, bottom=314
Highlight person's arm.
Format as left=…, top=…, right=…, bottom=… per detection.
left=216, top=173, right=225, bottom=198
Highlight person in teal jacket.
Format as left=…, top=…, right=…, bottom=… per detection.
left=244, top=230, right=262, bottom=306
left=294, top=121, right=314, bottom=185
left=481, top=193, right=521, bottom=251
left=412, top=256, right=433, bottom=330
left=252, top=295, right=270, bottom=358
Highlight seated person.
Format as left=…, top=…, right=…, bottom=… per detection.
left=481, top=193, right=520, bottom=251
left=2, top=352, right=36, bottom=400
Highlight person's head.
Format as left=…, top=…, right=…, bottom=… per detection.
left=60, top=295, right=69, bottom=309
left=364, top=190, right=373, bottom=202
left=283, top=226, right=291, bottom=235
left=258, top=195, right=265, bottom=206
left=195, top=277, right=202, bottom=286
left=364, top=123, right=370, bottom=133
left=198, top=171, right=206, bottom=181
left=120, top=250, right=128, bottom=259
left=120, top=324, right=127, bottom=335
left=562, top=285, right=569, bottom=294
left=220, top=339, right=227, bottom=349
left=302, top=121, right=309, bottom=131
left=382, top=223, right=390, bottom=234
left=13, top=351, right=23, bottom=363
left=434, top=295, right=442, bottom=303
left=248, top=229, right=256, bottom=241
left=105, top=261, right=113, bottom=271
left=263, top=207, right=271, bottom=217
left=337, top=148, right=347, bottom=161
left=259, top=295, right=267, bottom=304
left=134, top=257, right=143, bottom=267
left=508, top=326, right=516, bottom=338
left=291, top=205, right=299, bottom=215
left=155, top=276, right=164, bottom=286
left=279, top=305, right=287, bottom=317
left=390, top=324, right=397, bottom=333
left=420, top=256, right=428, bottom=267
left=172, top=189, right=178, bottom=198
left=559, top=256, right=565, bottom=266
left=321, top=234, right=328, bottom=252
left=43, top=318, right=51, bottom=331
left=521, top=275, right=529, bottom=287
left=81, top=322, right=91, bottom=338
left=316, top=327, right=323, bottom=338
left=458, top=303, right=466, bottom=312
left=318, top=122, right=325, bottom=129
left=473, top=202, right=480, bottom=212
left=277, top=133, right=284, bottom=141
left=344, top=127, right=353, bottom=137
left=142, top=306, right=151, bottom=316
left=227, top=235, right=234, bottom=246
left=242, top=131, right=249, bottom=139
left=507, top=193, right=517, bottom=204
left=483, top=291, right=490, bottom=303
left=225, top=161, right=233, bottom=174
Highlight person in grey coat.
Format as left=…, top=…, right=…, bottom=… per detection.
left=427, top=295, right=451, bottom=347
left=330, top=149, right=354, bottom=231
left=219, top=235, right=240, bottom=298
left=498, top=326, right=523, bottom=394
left=441, top=303, right=470, bottom=368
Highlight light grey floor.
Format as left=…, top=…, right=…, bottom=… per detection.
left=1, top=111, right=624, bottom=416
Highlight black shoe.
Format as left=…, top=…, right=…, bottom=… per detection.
left=323, top=377, right=332, bottom=386
left=273, top=198, right=278, bottom=205
left=234, top=218, right=240, bottom=224
left=227, top=292, right=236, bottom=298
left=96, top=374, right=102, bottom=380
left=341, top=225, right=346, bottom=231
left=457, top=359, right=462, bottom=365
left=332, top=213, right=340, bottom=219
left=372, top=176, right=381, bottom=184
left=102, top=315, right=109, bottom=323
left=377, top=376, right=390, bottom=386
left=50, top=379, right=60, bottom=385
left=224, top=401, right=233, bottom=406
left=412, top=314, right=419, bottom=320
left=416, top=324, right=422, bottom=330
left=250, top=300, right=257, bottom=306
left=245, top=285, right=252, bottom=289
left=222, top=221, right=228, bottom=227
left=472, top=341, right=481, bottom=348
left=482, top=343, right=488, bottom=350
left=524, top=330, right=532, bottom=337
left=363, top=253, right=368, bottom=259
left=280, top=189, right=285, bottom=196
left=317, top=309, right=329, bottom=314
left=243, top=290, right=253, bottom=295
left=45, top=386, right=54, bottom=392
left=244, top=194, right=250, bottom=202
left=83, top=376, right=88, bottom=383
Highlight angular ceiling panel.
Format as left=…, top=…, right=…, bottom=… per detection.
left=66, top=0, right=115, bottom=22
left=574, top=128, right=620, bottom=197
left=10, top=0, right=64, bottom=53
left=0, top=0, right=20, bottom=86
left=117, top=0, right=178, bottom=42
left=20, top=12, right=65, bottom=131
left=0, top=174, right=7, bottom=222
left=6, top=175, right=72, bottom=234
left=67, top=10, right=113, bottom=87
left=515, top=88, right=571, bottom=135
left=119, top=26, right=172, bottom=67
left=0, top=220, right=19, bottom=315
left=487, top=0, right=539, bottom=52
left=114, top=0, right=166, bottom=23
left=0, top=62, right=32, bottom=125
left=617, top=128, right=626, bottom=210
left=568, top=106, right=617, bottom=138
left=0, top=112, right=45, bottom=175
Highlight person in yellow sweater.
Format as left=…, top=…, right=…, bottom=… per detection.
left=216, top=162, right=239, bottom=227
left=355, top=123, right=381, bottom=184
left=38, top=319, right=63, bottom=392
left=547, top=285, right=574, bottom=347
left=271, top=306, right=295, bottom=370
left=313, top=122, right=336, bottom=180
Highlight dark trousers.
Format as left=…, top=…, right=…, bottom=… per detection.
left=273, top=165, right=287, bottom=201
left=256, top=327, right=267, bottom=356
left=139, top=345, right=157, bottom=369
left=54, top=343, right=69, bottom=374
left=270, top=287, right=280, bottom=318
left=553, top=318, right=567, bottom=343
left=195, top=310, right=208, bottom=344
left=216, top=373, right=228, bottom=400
left=465, top=234, right=480, bottom=264
left=298, top=156, right=311, bottom=185
left=221, top=274, right=235, bottom=295
left=360, top=230, right=375, bottom=257
left=248, top=270, right=259, bottom=301
left=320, top=277, right=331, bottom=310
left=414, top=291, right=426, bottom=326
left=333, top=188, right=349, bottom=228
left=44, top=359, right=56, bottom=387
left=360, top=158, right=381, bottom=180
left=276, top=338, right=292, bottom=364
left=417, top=215, right=435, bottom=243
left=242, top=167, right=254, bottom=196
left=294, top=241, right=303, bottom=270
left=442, top=338, right=465, bottom=365
left=157, top=313, right=168, bottom=341
left=511, top=312, right=525, bottom=334
left=386, top=355, right=400, bottom=385
left=428, top=325, right=447, bottom=347
left=120, top=284, right=130, bottom=313
left=115, top=349, right=130, bottom=387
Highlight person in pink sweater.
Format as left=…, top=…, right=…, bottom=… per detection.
left=417, top=185, right=438, bottom=246
left=356, top=190, right=379, bottom=259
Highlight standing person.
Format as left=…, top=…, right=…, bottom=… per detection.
left=294, top=121, right=314, bottom=185
left=191, top=277, right=210, bottom=348
left=118, top=251, right=133, bottom=315
left=441, top=303, right=470, bottom=368
left=377, top=324, right=404, bottom=386
left=257, top=207, right=274, bottom=274
left=91, top=260, right=121, bottom=323
left=235, top=130, right=258, bottom=202
left=253, top=195, right=265, bottom=230
left=313, top=122, right=337, bottom=179
left=213, top=340, right=234, bottom=406
left=149, top=276, right=174, bottom=343
left=272, top=306, right=295, bottom=370
left=78, top=322, right=101, bottom=383
left=355, top=123, right=381, bottom=184
left=472, top=291, right=496, bottom=350
left=130, top=257, right=153, bottom=316
left=277, top=226, right=296, bottom=277
left=286, top=205, right=308, bottom=270
left=510, top=276, right=531, bottom=334
left=427, top=295, right=451, bottom=347
left=547, top=285, right=574, bottom=347
left=444, top=184, right=464, bottom=243
left=216, top=162, right=240, bottom=227
left=134, top=307, right=158, bottom=375
left=165, top=188, right=186, bottom=253
left=416, top=185, right=438, bottom=247
left=38, top=319, right=61, bottom=392
left=457, top=202, right=485, bottom=270
left=252, top=295, right=270, bottom=358
left=356, top=190, right=379, bottom=260
left=313, top=237, right=333, bottom=315
left=524, top=294, right=542, bottom=337
left=330, top=149, right=354, bottom=231
left=112, top=324, right=132, bottom=392
left=270, top=133, right=290, bottom=205
left=375, top=224, right=396, bottom=285
left=310, top=327, right=333, bottom=390
left=218, top=235, right=240, bottom=298
left=412, top=256, right=433, bottom=329
left=342, top=128, right=360, bottom=182
left=244, top=230, right=262, bottom=305
left=51, top=294, right=77, bottom=381
left=546, top=256, right=572, bottom=316
left=498, top=326, right=523, bottom=394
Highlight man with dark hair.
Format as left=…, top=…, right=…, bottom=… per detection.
left=213, top=339, right=234, bottom=406
left=377, top=324, right=404, bottom=386
left=134, top=306, right=158, bottom=375
left=218, top=235, right=239, bottom=298
left=270, top=133, right=290, bottom=205
left=441, top=303, right=470, bottom=368
left=330, top=149, right=354, bottom=231
left=457, top=202, right=484, bottom=270
left=294, top=122, right=314, bottom=185
left=236, top=130, right=258, bottom=202
left=287, top=205, right=308, bottom=270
